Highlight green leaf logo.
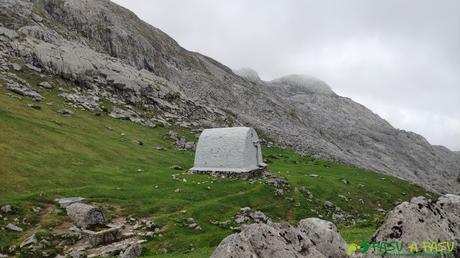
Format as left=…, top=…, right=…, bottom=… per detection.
left=361, top=240, right=371, bottom=253
left=347, top=243, right=359, bottom=255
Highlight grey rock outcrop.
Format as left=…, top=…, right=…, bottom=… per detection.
left=234, top=207, right=271, bottom=224
left=59, top=93, right=101, bottom=111
left=6, top=223, right=23, bottom=232
left=119, top=242, right=142, bottom=258
left=368, top=194, right=460, bottom=257
left=6, top=81, right=43, bottom=101
left=38, top=81, right=53, bottom=89
left=66, top=203, right=107, bottom=229
left=20, top=234, right=37, bottom=248
left=0, top=0, right=458, bottom=194
left=1, top=205, right=12, bottom=213
left=211, top=219, right=349, bottom=258
left=109, top=108, right=139, bottom=120
left=298, top=218, right=349, bottom=258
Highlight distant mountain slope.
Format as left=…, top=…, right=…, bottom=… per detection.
left=0, top=0, right=458, bottom=194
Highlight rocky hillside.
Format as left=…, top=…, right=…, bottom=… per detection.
left=0, top=0, right=459, bottom=194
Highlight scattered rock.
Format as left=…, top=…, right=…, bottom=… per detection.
left=265, top=177, right=289, bottom=188
left=58, top=108, right=74, bottom=116
left=31, top=13, right=43, bottom=22
left=1, top=205, right=12, bottom=214
left=184, top=141, right=195, bottom=150
left=39, top=81, right=53, bottom=89
left=332, top=212, right=345, bottom=221
left=119, top=242, right=142, bottom=258
left=184, top=218, right=201, bottom=231
left=66, top=203, right=107, bottom=229
left=132, top=140, right=143, bottom=146
left=274, top=188, right=284, bottom=196
left=6, top=81, right=43, bottom=101
left=168, top=131, right=196, bottom=150
left=20, top=234, right=37, bottom=248
left=6, top=223, right=23, bottom=232
left=69, top=250, right=86, bottom=258
left=57, top=197, right=85, bottom=208
left=27, top=103, right=41, bottom=110
left=211, top=220, right=232, bottom=228
left=109, top=108, right=141, bottom=122
left=168, top=131, right=178, bottom=141
left=299, top=186, right=313, bottom=198
left=174, top=188, right=182, bottom=193
left=234, top=207, right=270, bottom=224
left=337, top=194, right=348, bottom=201
left=170, top=165, right=183, bottom=170
left=340, top=178, right=350, bottom=185
left=59, top=93, right=101, bottom=111
left=11, top=63, right=21, bottom=71
left=323, top=201, right=335, bottom=210
left=25, top=64, right=42, bottom=72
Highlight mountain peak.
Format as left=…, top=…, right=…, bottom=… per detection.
left=269, top=74, right=336, bottom=96
left=234, top=68, right=262, bottom=83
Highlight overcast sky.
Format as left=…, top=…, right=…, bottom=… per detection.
left=113, top=0, right=460, bottom=151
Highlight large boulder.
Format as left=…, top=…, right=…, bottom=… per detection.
left=298, top=218, right=349, bottom=258
left=66, top=203, right=107, bottom=229
left=211, top=218, right=351, bottom=258
left=368, top=194, right=460, bottom=257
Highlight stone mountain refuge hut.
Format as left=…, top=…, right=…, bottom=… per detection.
left=189, top=127, right=266, bottom=178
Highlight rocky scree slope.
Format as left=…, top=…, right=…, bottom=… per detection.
left=0, top=0, right=459, bottom=194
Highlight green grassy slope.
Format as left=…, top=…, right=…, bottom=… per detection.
left=0, top=70, right=432, bottom=257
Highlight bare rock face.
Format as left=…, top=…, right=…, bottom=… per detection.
left=0, top=0, right=458, bottom=194
left=211, top=218, right=351, bottom=258
left=66, top=203, right=108, bottom=229
left=368, top=194, right=460, bottom=256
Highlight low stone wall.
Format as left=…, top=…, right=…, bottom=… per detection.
left=188, top=167, right=265, bottom=179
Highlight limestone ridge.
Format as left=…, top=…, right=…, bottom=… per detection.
left=0, top=0, right=459, bottom=194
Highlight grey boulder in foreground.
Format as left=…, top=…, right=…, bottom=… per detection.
left=211, top=194, right=460, bottom=258
left=211, top=218, right=348, bottom=258
left=365, top=194, right=460, bottom=257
